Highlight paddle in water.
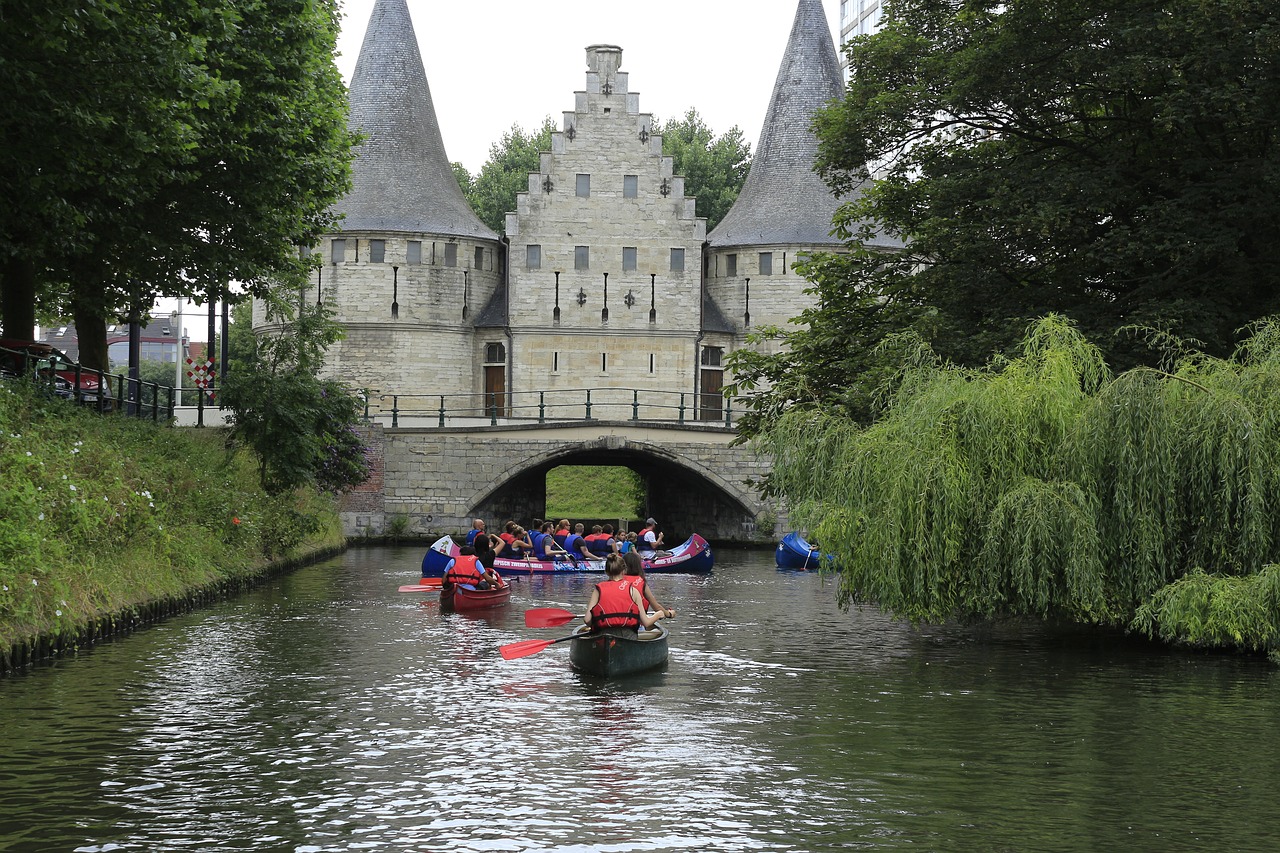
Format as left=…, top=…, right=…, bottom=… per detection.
left=398, top=578, right=443, bottom=592
left=500, top=633, right=587, bottom=660
left=524, top=607, right=577, bottom=628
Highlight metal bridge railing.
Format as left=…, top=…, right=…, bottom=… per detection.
left=366, top=387, right=734, bottom=429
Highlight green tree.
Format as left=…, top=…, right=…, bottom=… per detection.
left=656, top=109, right=751, bottom=231
left=452, top=162, right=475, bottom=198
left=726, top=248, right=924, bottom=441
left=759, top=315, right=1280, bottom=654
left=0, top=1, right=356, bottom=372
left=807, top=0, right=1280, bottom=374
left=465, top=119, right=557, bottom=233
left=221, top=289, right=368, bottom=495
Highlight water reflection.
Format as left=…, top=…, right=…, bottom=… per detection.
left=0, top=545, right=1277, bottom=851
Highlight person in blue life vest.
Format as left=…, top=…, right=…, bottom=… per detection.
left=563, top=523, right=600, bottom=562
left=442, top=545, right=501, bottom=590
left=584, top=524, right=618, bottom=557
left=617, top=531, right=638, bottom=554
left=583, top=554, right=667, bottom=632
left=622, top=550, right=674, bottom=620
left=531, top=521, right=572, bottom=561
left=465, top=518, right=486, bottom=547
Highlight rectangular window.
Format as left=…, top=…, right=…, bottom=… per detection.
left=649, top=354, right=655, bottom=373
left=670, top=248, right=685, bottom=273
left=759, top=251, right=773, bottom=275
left=701, top=346, right=723, bottom=367
left=576, top=174, right=591, bottom=197
left=602, top=353, right=608, bottom=372
left=475, top=246, right=484, bottom=270
left=526, top=244, right=541, bottom=269
left=444, top=243, right=458, bottom=267
left=726, top=254, right=738, bottom=277
left=370, top=239, right=385, bottom=263
left=622, top=247, right=637, bottom=271
left=407, top=241, right=422, bottom=264
left=553, top=352, right=559, bottom=373
left=331, top=238, right=346, bottom=263
left=623, top=175, right=638, bottom=198
left=575, top=245, right=589, bottom=270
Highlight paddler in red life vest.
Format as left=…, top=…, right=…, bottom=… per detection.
left=622, top=550, right=675, bottom=620
left=443, top=545, right=501, bottom=590
left=583, top=554, right=667, bottom=632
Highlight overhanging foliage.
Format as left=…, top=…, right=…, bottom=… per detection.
left=759, top=316, right=1280, bottom=652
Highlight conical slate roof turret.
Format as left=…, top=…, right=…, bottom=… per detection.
left=334, top=0, right=495, bottom=240
left=707, top=0, right=846, bottom=248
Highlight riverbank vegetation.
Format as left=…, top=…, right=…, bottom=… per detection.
left=0, top=379, right=344, bottom=653
left=759, top=317, right=1280, bottom=657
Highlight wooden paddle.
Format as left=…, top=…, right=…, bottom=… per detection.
left=524, top=607, right=577, bottom=628
left=398, top=578, right=444, bottom=592
left=500, top=632, right=586, bottom=660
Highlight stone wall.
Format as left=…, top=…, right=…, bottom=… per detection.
left=339, top=421, right=775, bottom=544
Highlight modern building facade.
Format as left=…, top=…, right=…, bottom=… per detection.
left=259, top=0, right=891, bottom=422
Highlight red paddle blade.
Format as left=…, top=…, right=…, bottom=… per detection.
left=524, top=607, right=577, bottom=628
left=500, top=638, right=557, bottom=660
left=398, top=579, right=443, bottom=592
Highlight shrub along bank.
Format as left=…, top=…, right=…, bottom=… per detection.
left=0, top=379, right=345, bottom=669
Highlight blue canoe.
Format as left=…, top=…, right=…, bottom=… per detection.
left=775, top=532, right=823, bottom=570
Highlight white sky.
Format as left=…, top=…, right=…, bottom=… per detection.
left=334, top=0, right=846, bottom=174
left=162, top=0, right=846, bottom=341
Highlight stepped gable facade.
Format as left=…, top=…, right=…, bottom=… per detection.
left=264, top=0, right=885, bottom=421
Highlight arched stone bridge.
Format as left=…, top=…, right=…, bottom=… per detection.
left=340, top=420, right=775, bottom=544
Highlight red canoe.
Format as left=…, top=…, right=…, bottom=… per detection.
left=440, top=584, right=512, bottom=612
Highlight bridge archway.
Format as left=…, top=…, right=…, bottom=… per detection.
left=465, top=437, right=758, bottom=542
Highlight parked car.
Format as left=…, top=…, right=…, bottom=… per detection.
left=0, top=338, right=115, bottom=411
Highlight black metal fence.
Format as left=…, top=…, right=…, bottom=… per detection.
left=0, top=343, right=204, bottom=422
left=370, top=387, right=734, bottom=428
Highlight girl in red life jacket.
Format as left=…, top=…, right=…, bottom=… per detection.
left=443, top=546, right=500, bottom=589
left=622, top=550, right=675, bottom=620
left=584, top=555, right=666, bottom=632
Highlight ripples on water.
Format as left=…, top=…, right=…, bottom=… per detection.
left=1, top=546, right=1278, bottom=852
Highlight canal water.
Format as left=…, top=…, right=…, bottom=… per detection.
left=1, top=546, right=1277, bottom=852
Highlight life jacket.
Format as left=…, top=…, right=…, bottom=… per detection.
left=444, top=554, right=484, bottom=587
left=465, top=529, right=481, bottom=547
left=636, top=530, right=657, bottom=553
left=553, top=532, right=569, bottom=548
left=564, top=533, right=587, bottom=557
left=585, top=534, right=614, bottom=556
left=500, top=532, right=527, bottom=555
left=531, top=531, right=550, bottom=560
left=590, top=579, right=641, bottom=629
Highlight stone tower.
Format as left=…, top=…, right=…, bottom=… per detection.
left=258, top=0, right=501, bottom=404
left=705, top=0, right=897, bottom=356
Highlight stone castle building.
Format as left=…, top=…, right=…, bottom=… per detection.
left=256, top=0, right=893, bottom=421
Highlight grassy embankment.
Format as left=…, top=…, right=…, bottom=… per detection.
left=0, top=379, right=344, bottom=656
left=544, top=465, right=643, bottom=520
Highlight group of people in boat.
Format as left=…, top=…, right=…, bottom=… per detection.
left=465, top=516, right=672, bottom=563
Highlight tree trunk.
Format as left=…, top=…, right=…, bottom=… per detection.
left=70, top=289, right=109, bottom=373
left=0, top=255, right=37, bottom=340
